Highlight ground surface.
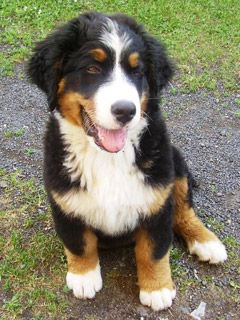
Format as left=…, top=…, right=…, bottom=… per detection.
left=1, top=2, right=240, bottom=319
left=0, top=74, right=239, bottom=320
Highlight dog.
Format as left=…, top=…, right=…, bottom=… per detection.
left=28, top=12, right=227, bottom=311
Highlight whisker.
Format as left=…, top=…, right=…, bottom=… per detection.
left=142, top=111, right=152, bottom=121
left=141, top=112, right=152, bottom=136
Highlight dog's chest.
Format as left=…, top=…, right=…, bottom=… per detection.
left=62, top=140, right=156, bottom=235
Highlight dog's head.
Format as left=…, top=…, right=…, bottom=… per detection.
left=28, top=12, right=173, bottom=153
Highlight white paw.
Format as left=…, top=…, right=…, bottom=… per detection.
left=66, top=263, right=102, bottom=299
left=189, top=240, right=227, bottom=264
left=139, top=288, right=176, bottom=311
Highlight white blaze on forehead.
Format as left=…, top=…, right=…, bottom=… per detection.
left=95, top=18, right=141, bottom=130
left=100, top=18, right=132, bottom=64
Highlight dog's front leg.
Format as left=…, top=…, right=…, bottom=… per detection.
left=50, top=200, right=102, bottom=299
left=135, top=207, right=176, bottom=311
left=65, top=228, right=102, bottom=299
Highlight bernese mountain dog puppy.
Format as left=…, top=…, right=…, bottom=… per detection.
left=28, top=12, right=227, bottom=311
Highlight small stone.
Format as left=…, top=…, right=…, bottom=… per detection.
left=181, top=307, right=190, bottom=314
left=190, top=301, right=207, bottom=319
left=137, top=306, right=148, bottom=317
left=220, top=129, right=227, bottom=136
left=194, top=269, right=199, bottom=279
left=0, top=180, right=7, bottom=188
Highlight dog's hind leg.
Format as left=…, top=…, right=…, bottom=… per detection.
left=172, top=147, right=227, bottom=264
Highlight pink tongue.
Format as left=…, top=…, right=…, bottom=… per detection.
left=97, top=126, right=127, bottom=153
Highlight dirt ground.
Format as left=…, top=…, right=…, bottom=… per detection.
left=0, top=75, right=239, bottom=319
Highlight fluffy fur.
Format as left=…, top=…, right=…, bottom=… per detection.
left=28, top=12, right=227, bottom=311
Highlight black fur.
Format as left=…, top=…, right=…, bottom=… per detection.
left=172, top=146, right=194, bottom=208
left=44, top=115, right=82, bottom=192
left=28, top=13, right=93, bottom=110
left=51, top=200, right=85, bottom=256
left=143, top=197, right=174, bottom=260
left=135, top=109, right=174, bottom=186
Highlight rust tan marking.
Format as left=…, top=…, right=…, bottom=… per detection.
left=90, top=48, right=107, bottom=62
left=140, top=93, right=149, bottom=114
left=58, top=91, right=95, bottom=126
left=173, top=177, right=218, bottom=246
left=65, top=229, right=98, bottom=274
left=148, top=183, right=173, bottom=215
left=58, top=79, right=65, bottom=95
left=135, top=229, right=174, bottom=291
left=128, top=52, right=139, bottom=68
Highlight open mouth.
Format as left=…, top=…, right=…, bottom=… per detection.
left=81, top=109, right=128, bottom=153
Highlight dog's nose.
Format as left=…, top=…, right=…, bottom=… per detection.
left=111, top=100, right=136, bottom=125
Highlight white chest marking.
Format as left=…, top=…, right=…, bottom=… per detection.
left=52, top=114, right=169, bottom=235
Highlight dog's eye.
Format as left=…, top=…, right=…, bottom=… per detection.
left=86, top=66, right=102, bottom=74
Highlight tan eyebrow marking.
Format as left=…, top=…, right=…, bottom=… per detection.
left=57, top=78, right=65, bottom=95
left=90, top=48, right=107, bottom=62
left=128, top=52, right=139, bottom=68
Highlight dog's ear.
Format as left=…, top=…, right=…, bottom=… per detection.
left=143, top=35, right=174, bottom=96
left=27, top=14, right=92, bottom=110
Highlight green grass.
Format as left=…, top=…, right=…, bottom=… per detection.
left=4, top=128, right=25, bottom=138
left=24, top=147, right=36, bottom=157
left=0, top=0, right=239, bottom=92
left=234, top=111, right=240, bottom=119
left=170, top=247, right=198, bottom=292
left=223, top=236, right=240, bottom=302
left=0, top=168, right=67, bottom=318
left=206, top=217, right=225, bottom=233
left=236, top=98, right=240, bottom=107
